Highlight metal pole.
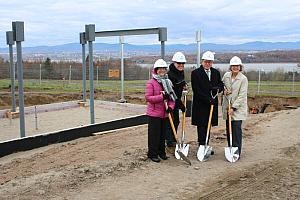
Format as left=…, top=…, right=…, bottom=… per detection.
left=85, top=24, right=95, bottom=124
left=39, top=63, right=42, bottom=86
left=16, top=41, right=25, bottom=138
left=119, top=36, right=126, bottom=102
left=6, top=31, right=16, bottom=112
left=160, top=41, right=165, bottom=60
left=9, top=44, right=16, bottom=112
left=159, top=27, right=167, bottom=60
left=88, top=41, right=95, bottom=124
left=257, top=68, right=261, bottom=94
left=292, top=68, right=295, bottom=95
left=97, top=65, right=99, bottom=86
left=196, top=30, right=201, bottom=68
left=81, top=43, right=86, bottom=102
left=69, top=65, right=72, bottom=84
left=34, top=106, right=38, bottom=130
left=191, top=30, right=201, bottom=119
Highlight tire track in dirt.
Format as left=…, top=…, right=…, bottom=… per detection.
left=0, top=126, right=151, bottom=199
left=1, top=109, right=299, bottom=199
left=196, top=143, right=300, bottom=200
left=1, top=125, right=147, bottom=183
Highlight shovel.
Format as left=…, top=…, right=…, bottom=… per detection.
left=197, top=90, right=219, bottom=161
left=175, top=90, right=190, bottom=159
left=197, top=104, right=214, bottom=161
left=164, top=100, right=191, bottom=165
left=224, top=99, right=240, bottom=163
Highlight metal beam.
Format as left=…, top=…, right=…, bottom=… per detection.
left=95, top=27, right=167, bottom=41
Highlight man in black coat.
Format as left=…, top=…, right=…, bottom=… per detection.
left=165, top=52, right=187, bottom=148
left=191, top=51, right=224, bottom=150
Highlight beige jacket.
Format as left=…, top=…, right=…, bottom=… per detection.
left=222, top=71, right=248, bottom=120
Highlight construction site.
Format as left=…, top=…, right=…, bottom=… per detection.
left=0, top=95, right=299, bottom=199
left=0, top=22, right=300, bottom=200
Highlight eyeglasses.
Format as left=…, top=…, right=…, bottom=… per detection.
left=156, top=67, right=167, bottom=70
left=176, top=62, right=185, bottom=65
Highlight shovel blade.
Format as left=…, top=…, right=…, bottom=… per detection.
left=224, top=147, right=239, bottom=163
left=197, top=145, right=212, bottom=161
left=176, top=150, right=191, bottom=165
left=175, top=143, right=190, bottom=160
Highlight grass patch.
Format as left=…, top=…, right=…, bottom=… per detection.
left=0, top=79, right=299, bottom=97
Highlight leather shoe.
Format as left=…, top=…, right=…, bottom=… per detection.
left=150, top=157, right=160, bottom=162
left=159, top=155, right=169, bottom=160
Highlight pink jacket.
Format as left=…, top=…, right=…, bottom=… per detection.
left=145, top=78, right=175, bottom=118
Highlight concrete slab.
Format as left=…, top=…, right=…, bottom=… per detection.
left=0, top=100, right=146, bottom=142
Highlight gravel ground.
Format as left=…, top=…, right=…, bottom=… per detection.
left=0, top=104, right=299, bottom=200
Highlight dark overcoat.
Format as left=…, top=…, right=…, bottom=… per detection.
left=191, top=65, right=224, bottom=126
left=167, top=63, right=186, bottom=108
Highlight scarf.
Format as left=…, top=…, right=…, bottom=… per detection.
left=152, top=73, right=177, bottom=101
left=168, top=63, right=185, bottom=84
left=168, top=63, right=186, bottom=99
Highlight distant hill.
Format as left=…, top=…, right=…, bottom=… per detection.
left=0, top=41, right=300, bottom=54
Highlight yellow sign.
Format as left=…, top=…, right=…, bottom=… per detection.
left=109, top=69, right=120, bottom=78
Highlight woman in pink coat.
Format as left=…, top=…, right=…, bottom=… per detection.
left=145, top=59, right=176, bottom=163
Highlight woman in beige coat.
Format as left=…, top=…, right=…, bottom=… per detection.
left=222, top=56, right=248, bottom=158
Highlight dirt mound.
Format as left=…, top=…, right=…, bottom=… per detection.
left=0, top=92, right=299, bottom=112
left=0, top=93, right=82, bottom=109
left=0, top=91, right=146, bottom=110
left=248, top=96, right=300, bottom=112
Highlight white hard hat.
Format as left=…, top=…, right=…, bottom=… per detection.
left=153, top=59, right=168, bottom=69
left=172, top=52, right=186, bottom=63
left=202, top=51, right=215, bottom=61
left=230, top=56, right=242, bottom=66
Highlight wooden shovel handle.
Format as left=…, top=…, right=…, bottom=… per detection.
left=164, top=100, right=179, bottom=142
left=228, top=101, right=232, bottom=135
left=181, top=95, right=187, bottom=139
left=207, top=104, right=214, bottom=135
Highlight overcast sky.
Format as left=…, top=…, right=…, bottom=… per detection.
left=1, top=0, right=300, bottom=47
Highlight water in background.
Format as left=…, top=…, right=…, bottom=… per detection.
left=140, top=63, right=299, bottom=72
left=184, top=63, right=299, bottom=72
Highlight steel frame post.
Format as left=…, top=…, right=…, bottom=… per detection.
left=196, top=30, right=201, bottom=68
left=80, top=32, right=87, bottom=102
left=12, top=21, right=25, bottom=138
left=6, top=31, right=16, bottom=112
left=85, top=24, right=95, bottom=124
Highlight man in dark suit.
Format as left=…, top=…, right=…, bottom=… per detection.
left=191, top=51, right=224, bottom=153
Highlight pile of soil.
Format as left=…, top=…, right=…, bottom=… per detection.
left=0, top=92, right=81, bottom=110
left=1, top=91, right=299, bottom=112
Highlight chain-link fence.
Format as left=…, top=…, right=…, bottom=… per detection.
left=0, top=60, right=300, bottom=96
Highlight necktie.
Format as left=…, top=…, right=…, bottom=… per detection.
left=206, top=70, right=211, bottom=81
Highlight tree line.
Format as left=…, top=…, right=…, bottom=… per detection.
left=0, top=57, right=299, bottom=82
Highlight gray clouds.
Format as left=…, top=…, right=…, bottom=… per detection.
left=0, top=0, right=299, bottom=47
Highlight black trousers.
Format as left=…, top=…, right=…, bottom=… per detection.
left=226, top=120, right=243, bottom=155
left=148, top=116, right=168, bottom=158
left=165, top=107, right=179, bottom=147
left=197, top=125, right=211, bottom=145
